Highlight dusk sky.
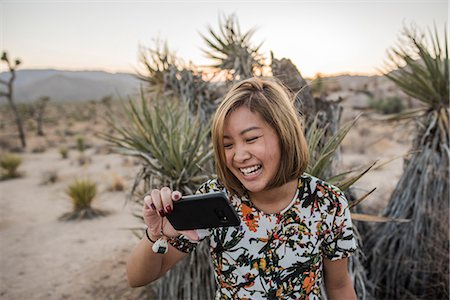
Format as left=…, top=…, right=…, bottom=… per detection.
left=0, top=0, right=447, bottom=77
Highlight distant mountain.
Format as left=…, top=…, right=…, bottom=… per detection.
left=0, top=69, right=141, bottom=102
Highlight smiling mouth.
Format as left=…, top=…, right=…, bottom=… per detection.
left=239, top=165, right=262, bottom=176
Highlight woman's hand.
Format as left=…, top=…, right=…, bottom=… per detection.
left=143, top=187, right=198, bottom=241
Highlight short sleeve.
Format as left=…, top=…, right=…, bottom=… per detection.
left=322, top=187, right=357, bottom=261
left=168, top=234, right=199, bottom=254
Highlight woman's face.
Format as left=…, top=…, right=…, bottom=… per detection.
left=223, top=106, right=281, bottom=194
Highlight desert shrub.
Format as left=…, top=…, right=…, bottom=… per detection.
left=110, top=173, right=125, bottom=191
left=59, top=146, right=69, bottom=159
left=60, top=178, right=108, bottom=221
left=310, top=73, right=327, bottom=97
left=64, top=128, right=76, bottom=136
left=26, top=119, right=36, bottom=131
left=75, top=136, right=90, bottom=165
left=31, top=145, right=46, bottom=153
left=0, top=153, right=22, bottom=179
left=76, top=136, right=85, bottom=153
left=41, top=170, right=58, bottom=185
left=369, top=97, right=405, bottom=114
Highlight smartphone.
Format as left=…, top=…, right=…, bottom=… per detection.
left=166, top=192, right=241, bottom=230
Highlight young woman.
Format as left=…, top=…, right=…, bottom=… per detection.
left=127, top=77, right=357, bottom=299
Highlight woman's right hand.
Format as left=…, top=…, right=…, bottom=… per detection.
left=143, top=187, right=199, bottom=241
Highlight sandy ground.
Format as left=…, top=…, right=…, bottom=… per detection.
left=0, top=148, right=154, bottom=299
left=0, top=104, right=412, bottom=299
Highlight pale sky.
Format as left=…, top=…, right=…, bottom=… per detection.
left=0, top=0, right=447, bottom=78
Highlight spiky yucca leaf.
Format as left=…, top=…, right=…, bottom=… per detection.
left=137, top=41, right=222, bottom=120
left=381, top=25, right=449, bottom=109
left=102, top=94, right=213, bottom=196
left=201, top=14, right=265, bottom=80
left=306, top=115, right=367, bottom=184
left=137, top=40, right=180, bottom=96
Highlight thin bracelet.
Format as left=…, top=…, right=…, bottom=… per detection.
left=145, top=228, right=156, bottom=244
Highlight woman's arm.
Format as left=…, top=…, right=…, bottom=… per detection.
left=127, top=188, right=197, bottom=287
left=323, top=258, right=356, bottom=300
left=126, top=232, right=187, bottom=287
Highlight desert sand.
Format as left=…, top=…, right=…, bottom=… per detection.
left=0, top=89, right=413, bottom=299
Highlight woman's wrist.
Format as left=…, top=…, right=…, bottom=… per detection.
left=145, top=228, right=158, bottom=244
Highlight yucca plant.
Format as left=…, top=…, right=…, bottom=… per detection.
left=270, top=54, right=344, bottom=176
left=102, top=94, right=216, bottom=300
left=137, top=40, right=222, bottom=121
left=365, top=25, right=449, bottom=299
left=103, top=94, right=213, bottom=196
left=0, top=152, right=22, bottom=179
left=201, top=13, right=265, bottom=81
left=60, top=178, right=108, bottom=221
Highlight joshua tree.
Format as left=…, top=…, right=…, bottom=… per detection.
left=30, top=96, right=50, bottom=136
left=137, top=40, right=223, bottom=121
left=270, top=53, right=343, bottom=179
left=0, top=51, right=26, bottom=148
left=365, top=25, right=449, bottom=299
left=201, top=13, right=265, bottom=81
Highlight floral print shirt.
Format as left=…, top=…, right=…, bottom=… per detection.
left=169, top=173, right=356, bottom=300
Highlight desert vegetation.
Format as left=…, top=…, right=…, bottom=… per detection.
left=0, top=14, right=447, bottom=300
left=365, top=25, right=449, bottom=299
left=59, top=178, right=108, bottom=221
left=0, top=152, right=22, bottom=179
left=101, top=15, right=448, bottom=300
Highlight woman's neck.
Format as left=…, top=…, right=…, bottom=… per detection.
left=248, top=179, right=298, bottom=214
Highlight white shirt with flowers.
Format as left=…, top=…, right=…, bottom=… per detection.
left=169, top=173, right=357, bottom=300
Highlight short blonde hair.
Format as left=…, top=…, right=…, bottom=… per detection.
left=212, top=77, right=309, bottom=196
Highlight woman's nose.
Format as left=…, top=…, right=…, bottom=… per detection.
left=233, top=146, right=251, bottom=162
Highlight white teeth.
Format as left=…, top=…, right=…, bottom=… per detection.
left=240, top=165, right=261, bottom=175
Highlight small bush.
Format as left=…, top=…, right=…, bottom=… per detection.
left=76, top=136, right=85, bottom=153
left=77, top=155, right=91, bottom=166
left=31, top=145, right=46, bottom=153
left=59, top=146, right=69, bottom=159
left=59, top=178, right=108, bottom=221
left=110, top=174, right=125, bottom=191
left=0, top=153, right=22, bottom=179
left=41, top=170, right=58, bottom=185
left=370, top=97, right=405, bottom=114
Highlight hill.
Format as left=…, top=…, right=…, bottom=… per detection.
left=0, top=69, right=141, bottom=102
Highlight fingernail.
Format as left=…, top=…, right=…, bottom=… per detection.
left=165, top=205, right=172, bottom=214
left=174, top=193, right=180, bottom=200
left=150, top=203, right=156, bottom=210
left=159, top=210, right=166, bottom=217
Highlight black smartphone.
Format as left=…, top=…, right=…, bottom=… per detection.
left=166, top=192, right=241, bottom=230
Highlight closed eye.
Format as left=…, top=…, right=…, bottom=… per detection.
left=246, top=136, right=260, bottom=143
